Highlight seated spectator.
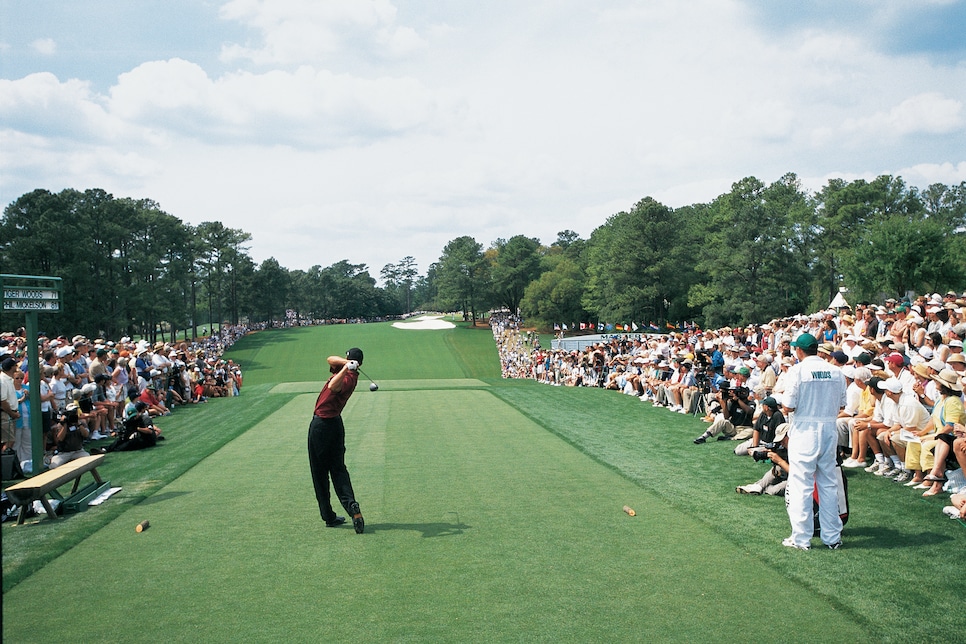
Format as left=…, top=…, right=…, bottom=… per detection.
left=49, top=405, right=93, bottom=468
left=736, top=424, right=790, bottom=495
left=72, top=383, right=109, bottom=438
left=840, top=367, right=875, bottom=467
left=138, top=383, right=169, bottom=416
left=924, top=430, right=966, bottom=497
left=942, top=490, right=966, bottom=520
left=913, top=373, right=966, bottom=495
left=109, top=393, right=162, bottom=452
left=877, top=376, right=931, bottom=484
left=861, top=377, right=904, bottom=477
left=734, top=396, right=786, bottom=456
left=90, top=372, right=121, bottom=436
left=693, top=379, right=755, bottom=444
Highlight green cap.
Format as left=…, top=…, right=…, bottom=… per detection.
left=790, top=332, right=818, bottom=349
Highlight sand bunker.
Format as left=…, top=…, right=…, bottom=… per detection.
left=392, top=315, right=456, bottom=330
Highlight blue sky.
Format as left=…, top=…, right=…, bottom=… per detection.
left=2, top=0, right=965, bottom=278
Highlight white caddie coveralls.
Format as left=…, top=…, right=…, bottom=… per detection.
left=784, top=354, right=848, bottom=547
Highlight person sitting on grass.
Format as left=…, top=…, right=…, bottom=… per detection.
left=693, top=379, right=755, bottom=444
left=914, top=375, right=966, bottom=495
left=109, top=389, right=162, bottom=451
left=877, top=376, right=930, bottom=484
left=942, top=490, right=966, bottom=520
left=839, top=367, right=875, bottom=467
left=736, top=424, right=790, bottom=495
left=861, top=377, right=903, bottom=477
left=734, top=396, right=786, bottom=456
left=72, top=384, right=109, bottom=439
left=49, top=405, right=92, bottom=468
left=91, top=373, right=120, bottom=436
left=138, top=383, right=169, bottom=416
left=924, top=429, right=966, bottom=496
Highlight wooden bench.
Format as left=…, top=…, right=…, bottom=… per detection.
left=4, top=454, right=107, bottom=525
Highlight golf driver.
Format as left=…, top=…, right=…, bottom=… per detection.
left=358, top=366, right=378, bottom=391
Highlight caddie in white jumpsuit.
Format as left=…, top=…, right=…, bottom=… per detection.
left=782, top=332, right=848, bottom=550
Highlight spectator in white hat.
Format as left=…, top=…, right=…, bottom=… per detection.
left=912, top=370, right=965, bottom=494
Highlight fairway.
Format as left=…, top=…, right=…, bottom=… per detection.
left=2, top=322, right=963, bottom=642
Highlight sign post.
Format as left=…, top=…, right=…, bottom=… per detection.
left=1, top=274, right=62, bottom=476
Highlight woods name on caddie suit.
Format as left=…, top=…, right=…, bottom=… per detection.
left=783, top=332, right=848, bottom=549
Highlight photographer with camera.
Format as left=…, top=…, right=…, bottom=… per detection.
left=736, top=424, right=791, bottom=495
left=49, top=405, right=92, bottom=468
left=693, top=367, right=756, bottom=444
left=108, top=387, right=163, bottom=452
left=735, top=396, right=787, bottom=456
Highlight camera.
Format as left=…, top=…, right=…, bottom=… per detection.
left=752, top=442, right=786, bottom=463
left=752, top=443, right=775, bottom=462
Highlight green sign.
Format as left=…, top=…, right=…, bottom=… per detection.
left=1, top=276, right=62, bottom=312
left=1, top=274, right=63, bottom=476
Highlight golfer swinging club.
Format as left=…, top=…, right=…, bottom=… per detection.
left=782, top=332, right=847, bottom=550
left=308, top=347, right=365, bottom=534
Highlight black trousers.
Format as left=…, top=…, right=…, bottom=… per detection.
left=307, top=415, right=357, bottom=521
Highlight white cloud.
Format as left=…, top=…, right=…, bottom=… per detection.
left=895, top=161, right=966, bottom=187
left=843, top=92, right=963, bottom=137
left=107, top=58, right=439, bottom=146
left=218, top=0, right=425, bottom=64
left=0, top=72, right=128, bottom=142
left=30, top=38, right=56, bottom=55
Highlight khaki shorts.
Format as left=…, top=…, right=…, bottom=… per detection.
left=1, top=415, right=16, bottom=443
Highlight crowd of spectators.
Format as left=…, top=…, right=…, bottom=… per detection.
left=491, top=292, right=966, bottom=523
left=0, top=323, right=252, bottom=475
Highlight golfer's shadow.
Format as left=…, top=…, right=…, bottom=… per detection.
left=367, top=515, right=470, bottom=537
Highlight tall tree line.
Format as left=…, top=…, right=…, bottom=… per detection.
left=0, top=189, right=415, bottom=339
left=3, top=173, right=964, bottom=337
left=435, top=173, right=966, bottom=329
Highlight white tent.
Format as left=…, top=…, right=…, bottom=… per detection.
left=828, top=291, right=850, bottom=310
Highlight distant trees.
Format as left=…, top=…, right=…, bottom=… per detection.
left=0, top=189, right=407, bottom=339
left=3, top=172, right=964, bottom=337
left=435, top=236, right=488, bottom=325
left=488, top=235, right=542, bottom=313
left=380, top=255, right=418, bottom=315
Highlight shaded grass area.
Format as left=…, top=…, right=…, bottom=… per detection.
left=1, top=384, right=293, bottom=593
left=2, top=389, right=866, bottom=642
left=490, top=383, right=966, bottom=642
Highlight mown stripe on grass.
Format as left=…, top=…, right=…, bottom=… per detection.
left=270, top=378, right=490, bottom=395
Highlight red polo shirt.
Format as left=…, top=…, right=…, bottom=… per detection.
left=313, top=370, right=358, bottom=418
